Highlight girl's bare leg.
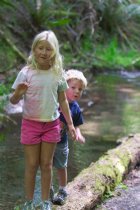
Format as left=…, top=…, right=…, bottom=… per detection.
left=24, top=144, right=41, bottom=200
left=40, top=142, right=56, bottom=200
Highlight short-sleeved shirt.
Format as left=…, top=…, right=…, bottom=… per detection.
left=59, top=101, right=84, bottom=144
left=12, top=66, right=68, bottom=122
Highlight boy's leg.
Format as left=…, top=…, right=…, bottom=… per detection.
left=53, top=143, right=69, bottom=205
left=53, top=142, right=69, bottom=188
left=53, top=168, right=68, bottom=205
left=57, top=167, right=67, bottom=188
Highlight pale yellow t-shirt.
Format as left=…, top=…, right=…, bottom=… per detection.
left=12, top=66, right=68, bottom=122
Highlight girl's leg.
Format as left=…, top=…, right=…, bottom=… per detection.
left=40, top=142, right=56, bottom=200
left=24, top=144, right=41, bottom=200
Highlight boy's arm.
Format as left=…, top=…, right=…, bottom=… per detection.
left=75, top=126, right=85, bottom=144
left=58, top=91, right=77, bottom=140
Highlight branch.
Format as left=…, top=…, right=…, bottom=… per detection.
left=0, top=29, right=27, bottom=61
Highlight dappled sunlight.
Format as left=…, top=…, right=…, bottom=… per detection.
left=81, top=120, right=101, bottom=136
left=133, top=92, right=140, bottom=97
left=117, top=85, right=135, bottom=94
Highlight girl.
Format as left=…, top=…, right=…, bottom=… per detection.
left=10, top=30, right=76, bottom=210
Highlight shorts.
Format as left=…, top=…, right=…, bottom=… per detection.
left=21, top=118, right=61, bottom=145
left=53, top=142, right=69, bottom=169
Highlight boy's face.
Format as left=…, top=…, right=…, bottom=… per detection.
left=66, top=79, right=84, bottom=102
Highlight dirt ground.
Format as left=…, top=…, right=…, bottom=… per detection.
left=95, top=165, right=140, bottom=210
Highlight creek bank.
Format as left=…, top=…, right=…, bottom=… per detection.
left=53, top=134, right=140, bottom=210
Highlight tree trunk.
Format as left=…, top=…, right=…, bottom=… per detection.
left=54, top=134, right=140, bottom=210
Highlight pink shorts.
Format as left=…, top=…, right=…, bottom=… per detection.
left=21, top=118, right=61, bottom=145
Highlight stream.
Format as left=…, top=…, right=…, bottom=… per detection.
left=0, top=70, right=140, bottom=209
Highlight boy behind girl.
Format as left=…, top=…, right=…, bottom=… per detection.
left=52, top=69, right=87, bottom=205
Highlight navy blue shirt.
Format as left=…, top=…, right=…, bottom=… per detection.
left=58, top=101, right=83, bottom=144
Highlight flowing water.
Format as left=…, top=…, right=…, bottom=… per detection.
left=0, top=71, right=140, bottom=209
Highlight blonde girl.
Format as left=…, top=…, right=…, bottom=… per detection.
left=10, top=30, right=76, bottom=210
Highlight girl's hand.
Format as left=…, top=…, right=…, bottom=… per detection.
left=15, top=82, right=29, bottom=97
left=10, top=82, right=29, bottom=104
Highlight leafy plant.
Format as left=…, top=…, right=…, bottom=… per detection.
left=93, top=0, right=140, bottom=47
left=117, top=182, right=128, bottom=190
left=0, top=0, right=140, bottom=72
left=94, top=38, right=140, bottom=69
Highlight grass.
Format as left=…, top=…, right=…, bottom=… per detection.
left=63, top=36, right=140, bottom=71
left=94, top=38, right=140, bottom=70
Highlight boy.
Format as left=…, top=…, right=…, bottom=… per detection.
left=52, top=69, right=87, bottom=205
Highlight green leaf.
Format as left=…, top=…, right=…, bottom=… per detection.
left=51, top=18, right=71, bottom=26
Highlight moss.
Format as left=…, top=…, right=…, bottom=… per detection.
left=114, top=148, right=132, bottom=167
left=88, top=151, right=131, bottom=196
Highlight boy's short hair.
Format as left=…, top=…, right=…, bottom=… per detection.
left=65, top=69, right=87, bottom=88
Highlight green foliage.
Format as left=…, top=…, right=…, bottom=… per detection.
left=0, top=133, right=5, bottom=142
left=100, top=182, right=128, bottom=204
left=0, top=0, right=140, bottom=72
left=0, top=97, right=7, bottom=126
left=94, top=38, right=140, bottom=69
left=93, top=0, right=140, bottom=46
left=14, top=205, right=20, bottom=210
left=117, top=182, right=128, bottom=190
left=103, top=189, right=114, bottom=199
left=0, top=73, right=14, bottom=95
left=0, top=0, right=94, bottom=48
left=0, top=84, right=9, bottom=95
left=0, top=38, right=18, bottom=72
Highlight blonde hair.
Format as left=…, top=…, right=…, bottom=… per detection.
left=65, top=69, right=87, bottom=88
left=27, top=30, right=64, bottom=76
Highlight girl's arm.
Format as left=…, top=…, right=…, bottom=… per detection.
left=58, top=91, right=77, bottom=140
left=75, top=127, right=85, bottom=144
left=10, top=82, right=28, bottom=104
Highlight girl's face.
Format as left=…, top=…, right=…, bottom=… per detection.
left=34, top=40, right=54, bottom=70
left=66, top=79, right=84, bottom=102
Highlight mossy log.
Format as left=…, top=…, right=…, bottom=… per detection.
left=54, top=134, right=140, bottom=210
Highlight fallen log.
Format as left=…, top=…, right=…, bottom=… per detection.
left=54, top=134, right=140, bottom=210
